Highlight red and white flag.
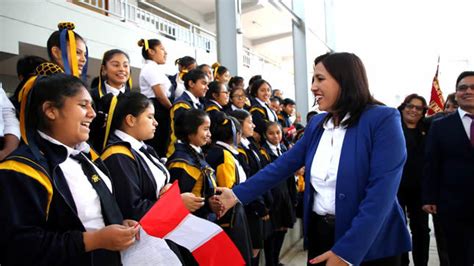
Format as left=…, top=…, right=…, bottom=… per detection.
left=427, top=56, right=445, bottom=115
left=140, top=181, right=245, bottom=266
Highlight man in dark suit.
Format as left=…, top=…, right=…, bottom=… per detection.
left=422, top=71, right=474, bottom=265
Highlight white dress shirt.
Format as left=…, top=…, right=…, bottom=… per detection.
left=174, top=75, right=186, bottom=99
left=114, top=130, right=168, bottom=197
left=38, top=131, right=111, bottom=231
left=256, top=98, right=277, bottom=122
left=266, top=141, right=283, bottom=156
left=216, top=141, right=247, bottom=183
left=139, top=60, right=172, bottom=98
left=241, top=137, right=261, bottom=164
left=105, top=82, right=126, bottom=96
left=0, top=87, right=20, bottom=139
left=184, top=90, right=202, bottom=109
left=310, top=115, right=349, bottom=216
left=458, top=108, right=473, bottom=140
left=210, top=100, right=223, bottom=110
left=231, top=104, right=244, bottom=111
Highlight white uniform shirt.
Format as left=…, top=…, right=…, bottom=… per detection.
left=458, top=108, right=473, bottom=140
left=310, top=115, right=349, bottom=216
left=105, top=82, right=126, bottom=96
left=174, top=75, right=186, bottom=99
left=114, top=130, right=168, bottom=197
left=38, top=131, right=111, bottom=231
left=139, top=60, right=172, bottom=99
left=0, top=87, right=20, bottom=138
left=256, top=98, right=277, bottom=122
left=184, top=90, right=202, bottom=109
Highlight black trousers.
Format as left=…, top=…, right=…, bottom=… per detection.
left=432, top=214, right=450, bottom=266
left=307, top=212, right=400, bottom=266
left=438, top=213, right=474, bottom=266
left=397, top=189, right=430, bottom=266
left=145, top=98, right=170, bottom=158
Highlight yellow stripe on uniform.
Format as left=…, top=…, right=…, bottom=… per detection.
left=103, top=96, right=118, bottom=150
left=167, top=102, right=192, bottom=157
left=0, top=160, right=53, bottom=218
left=216, top=150, right=237, bottom=188
left=101, top=145, right=135, bottom=161
left=237, top=147, right=248, bottom=163
left=260, top=148, right=270, bottom=161
left=168, top=161, right=202, bottom=197
left=250, top=107, right=265, bottom=116
left=205, top=105, right=220, bottom=112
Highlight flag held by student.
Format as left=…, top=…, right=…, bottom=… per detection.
left=140, top=181, right=245, bottom=266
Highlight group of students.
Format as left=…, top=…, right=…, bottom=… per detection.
left=0, top=22, right=306, bottom=266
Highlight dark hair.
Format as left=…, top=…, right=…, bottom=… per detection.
left=205, top=81, right=225, bottom=101
left=264, top=121, right=281, bottom=136
left=212, top=63, right=229, bottom=78
left=198, top=64, right=211, bottom=71
left=137, top=39, right=162, bottom=60
left=270, top=97, right=281, bottom=104
left=211, top=112, right=241, bottom=144
left=282, top=98, right=296, bottom=106
left=272, top=89, right=281, bottom=97
left=248, top=75, right=262, bottom=88
left=228, top=76, right=244, bottom=89
left=444, top=92, right=458, bottom=109
left=314, top=52, right=376, bottom=127
left=229, top=86, right=246, bottom=98
left=175, top=56, right=196, bottom=69
left=307, top=110, right=318, bottom=123
left=397, top=94, right=428, bottom=130
left=250, top=79, right=272, bottom=98
left=175, top=109, right=209, bottom=143
left=455, top=71, right=474, bottom=88
left=107, top=92, right=151, bottom=132
left=183, top=69, right=207, bottom=90
left=101, top=49, right=130, bottom=79
left=47, top=30, right=85, bottom=61
left=16, top=55, right=47, bottom=80
left=29, top=73, right=86, bottom=131
left=229, top=109, right=251, bottom=125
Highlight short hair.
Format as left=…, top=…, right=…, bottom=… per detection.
left=282, top=98, right=296, bottom=106
left=175, top=109, right=209, bottom=143
left=211, top=112, right=241, bottom=144
left=16, top=55, right=47, bottom=79
left=137, top=39, right=162, bottom=60
left=249, top=79, right=272, bottom=98
left=314, top=52, right=376, bottom=127
left=455, top=71, right=474, bottom=88
left=183, top=69, right=208, bottom=90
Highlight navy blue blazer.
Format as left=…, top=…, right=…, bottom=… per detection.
left=422, top=111, right=474, bottom=219
left=233, top=105, right=411, bottom=264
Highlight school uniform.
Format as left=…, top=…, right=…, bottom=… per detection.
left=166, top=141, right=216, bottom=220
left=238, top=137, right=274, bottom=251
left=167, top=73, right=186, bottom=101
left=89, top=83, right=129, bottom=152
left=0, top=132, right=121, bottom=266
left=250, top=98, right=278, bottom=141
left=206, top=141, right=252, bottom=265
left=101, top=131, right=198, bottom=266
left=139, top=59, right=172, bottom=158
left=205, top=100, right=225, bottom=125
left=167, top=91, right=204, bottom=157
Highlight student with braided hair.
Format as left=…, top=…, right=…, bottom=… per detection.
left=168, top=56, right=197, bottom=101
left=138, top=38, right=172, bottom=158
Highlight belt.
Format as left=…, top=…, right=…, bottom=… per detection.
left=315, top=213, right=336, bottom=225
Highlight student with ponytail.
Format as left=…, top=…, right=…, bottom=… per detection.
left=168, top=56, right=197, bottom=100
left=0, top=74, right=139, bottom=265
left=138, top=38, right=172, bottom=158
left=47, top=22, right=88, bottom=80
left=211, top=62, right=231, bottom=85
left=205, top=112, right=252, bottom=265
left=89, top=49, right=132, bottom=152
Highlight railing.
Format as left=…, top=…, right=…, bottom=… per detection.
left=77, top=0, right=215, bottom=52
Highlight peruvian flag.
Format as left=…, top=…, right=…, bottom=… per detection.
left=140, top=181, right=245, bottom=266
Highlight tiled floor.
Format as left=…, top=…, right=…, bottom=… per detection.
left=280, top=216, right=441, bottom=265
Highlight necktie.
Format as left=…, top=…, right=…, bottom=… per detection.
left=276, top=147, right=282, bottom=156
left=140, top=146, right=170, bottom=182
left=467, top=114, right=474, bottom=147
left=196, top=102, right=203, bottom=110
left=71, top=153, right=123, bottom=225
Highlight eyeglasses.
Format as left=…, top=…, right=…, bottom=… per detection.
left=232, top=95, right=246, bottom=100
left=405, top=103, right=425, bottom=112
left=456, top=84, right=474, bottom=92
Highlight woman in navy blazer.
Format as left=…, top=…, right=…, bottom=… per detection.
left=216, top=52, right=411, bottom=265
